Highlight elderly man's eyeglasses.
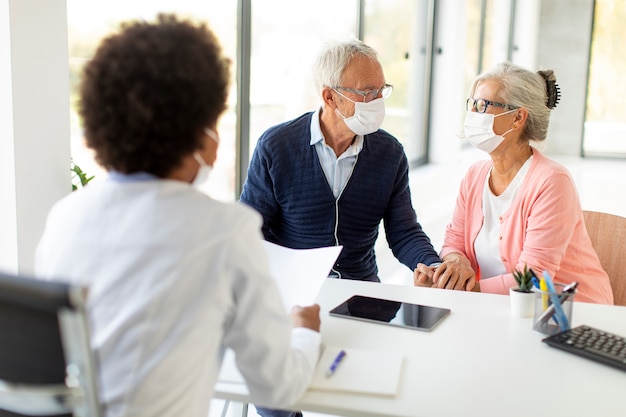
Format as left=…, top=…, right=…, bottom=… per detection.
left=333, top=84, right=393, bottom=102
left=466, top=98, right=517, bottom=114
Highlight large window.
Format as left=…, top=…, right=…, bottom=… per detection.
left=363, top=0, right=430, bottom=164
left=464, top=0, right=514, bottom=95
left=67, top=1, right=237, bottom=200
left=65, top=1, right=529, bottom=204
left=583, top=0, right=626, bottom=157
left=248, top=0, right=357, bottom=159
left=67, top=1, right=358, bottom=202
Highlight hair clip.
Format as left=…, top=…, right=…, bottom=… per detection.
left=546, top=79, right=561, bottom=109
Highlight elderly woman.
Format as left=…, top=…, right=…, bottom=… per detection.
left=415, top=62, right=613, bottom=304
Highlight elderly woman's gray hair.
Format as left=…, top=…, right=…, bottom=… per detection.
left=471, top=62, right=559, bottom=142
left=312, top=39, right=379, bottom=93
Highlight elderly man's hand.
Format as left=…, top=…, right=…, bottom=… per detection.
left=413, top=263, right=436, bottom=287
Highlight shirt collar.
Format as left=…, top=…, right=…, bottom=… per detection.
left=310, top=107, right=324, bottom=146
left=108, top=171, right=158, bottom=182
left=309, top=107, right=364, bottom=154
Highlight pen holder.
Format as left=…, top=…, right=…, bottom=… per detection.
left=532, top=284, right=576, bottom=335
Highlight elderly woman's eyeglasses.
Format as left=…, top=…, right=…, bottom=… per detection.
left=334, top=84, right=393, bottom=102
left=466, top=98, right=516, bottom=113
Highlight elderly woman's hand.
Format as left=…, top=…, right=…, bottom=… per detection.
left=431, top=254, right=476, bottom=291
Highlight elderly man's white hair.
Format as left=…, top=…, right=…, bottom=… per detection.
left=312, top=39, right=379, bottom=94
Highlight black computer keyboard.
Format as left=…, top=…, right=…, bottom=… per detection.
left=542, top=325, right=626, bottom=372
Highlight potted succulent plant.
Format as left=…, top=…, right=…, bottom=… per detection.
left=509, top=265, right=536, bottom=317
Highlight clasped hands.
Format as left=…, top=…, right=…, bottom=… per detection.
left=414, top=254, right=477, bottom=291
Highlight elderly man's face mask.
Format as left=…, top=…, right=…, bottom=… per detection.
left=333, top=89, right=386, bottom=136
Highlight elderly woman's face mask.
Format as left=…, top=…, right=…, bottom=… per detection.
left=463, top=109, right=516, bottom=153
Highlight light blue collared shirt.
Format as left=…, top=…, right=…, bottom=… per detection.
left=108, top=171, right=158, bottom=182
left=310, top=107, right=363, bottom=198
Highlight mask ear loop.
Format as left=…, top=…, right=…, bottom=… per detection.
left=498, top=108, right=521, bottom=131
left=332, top=88, right=355, bottom=120
left=494, top=109, right=518, bottom=138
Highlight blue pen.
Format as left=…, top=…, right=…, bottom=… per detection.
left=542, top=271, right=569, bottom=331
left=531, top=276, right=540, bottom=289
left=325, top=350, right=347, bottom=377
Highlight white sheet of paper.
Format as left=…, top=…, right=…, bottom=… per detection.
left=219, top=346, right=404, bottom=397
left=217, top=243, right=342, bottom=388
left=263, top=241, right=342, bottom=310
left=309, top=346, right=404, bottom=396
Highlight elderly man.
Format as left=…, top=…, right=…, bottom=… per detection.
left=242, top=38, right=471, bottom=280
left=241, top=37, right=472, bottom=417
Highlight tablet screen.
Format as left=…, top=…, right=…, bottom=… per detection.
left=328, top=295, right=451, bottom=331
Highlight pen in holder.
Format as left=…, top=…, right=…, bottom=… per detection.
left=532, top=277, right=578, bottom=336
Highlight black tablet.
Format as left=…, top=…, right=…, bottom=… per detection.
left=328, top=295, right=451, bottom=331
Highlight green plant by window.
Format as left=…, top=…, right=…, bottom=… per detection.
left=71, top=160, right=95, bottom=191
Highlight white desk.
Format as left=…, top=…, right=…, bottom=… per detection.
left=215, top=278, right=626, bottom=417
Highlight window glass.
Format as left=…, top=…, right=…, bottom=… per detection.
left=248, top=0, right=357, bottom=156
left=461, top=0, right=511, bottom=145
left=481, top=0, right=512, bottom=74
left=464, top=0, right=482, bottom=94
left=66, top=1, right=237, bottom=200
left=584, top=0, right=626, bottom=157
left=363, top=0, right=427, bottom=164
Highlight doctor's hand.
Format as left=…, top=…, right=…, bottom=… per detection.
left=290, top=304, right=321, bottom=332
left=432, top=254, right=476, bottom=291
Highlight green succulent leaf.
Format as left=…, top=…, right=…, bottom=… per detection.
left=513, top=264, right=536, bottom=293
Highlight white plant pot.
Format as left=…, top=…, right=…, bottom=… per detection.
left=509, top=287, right=535, bottom=318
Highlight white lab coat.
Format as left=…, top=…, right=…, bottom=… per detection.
left=35, top=176, right=320, bottom=417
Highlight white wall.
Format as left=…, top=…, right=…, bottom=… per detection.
left=0, top=0, right=18, bottom=272
left=0, top=0, right=71, bottom=274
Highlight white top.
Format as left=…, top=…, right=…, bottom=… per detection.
left=35, top=175, right=321, bottom=417
left=474, top=157, right=532, bottom=278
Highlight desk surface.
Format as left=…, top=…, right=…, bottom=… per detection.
left=215, top=278, right=626, bottom=417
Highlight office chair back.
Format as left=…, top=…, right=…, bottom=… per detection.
left=582, top=210, right=626, bottom=306
left=0, top=272, right=102, bottom=417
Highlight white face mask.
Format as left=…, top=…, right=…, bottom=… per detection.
left=463, top=110, right=516, bottom=153
left=334, top=90, right=386, bottom=136
left=191, top=128, right=220, bottom=189
left=192, top=152, right=212, bottom=189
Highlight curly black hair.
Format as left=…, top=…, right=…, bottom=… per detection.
left=79, top=14, right=230, bottom=177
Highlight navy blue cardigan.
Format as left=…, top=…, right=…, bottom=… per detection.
left=240, top=112, right=440, bottom=280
